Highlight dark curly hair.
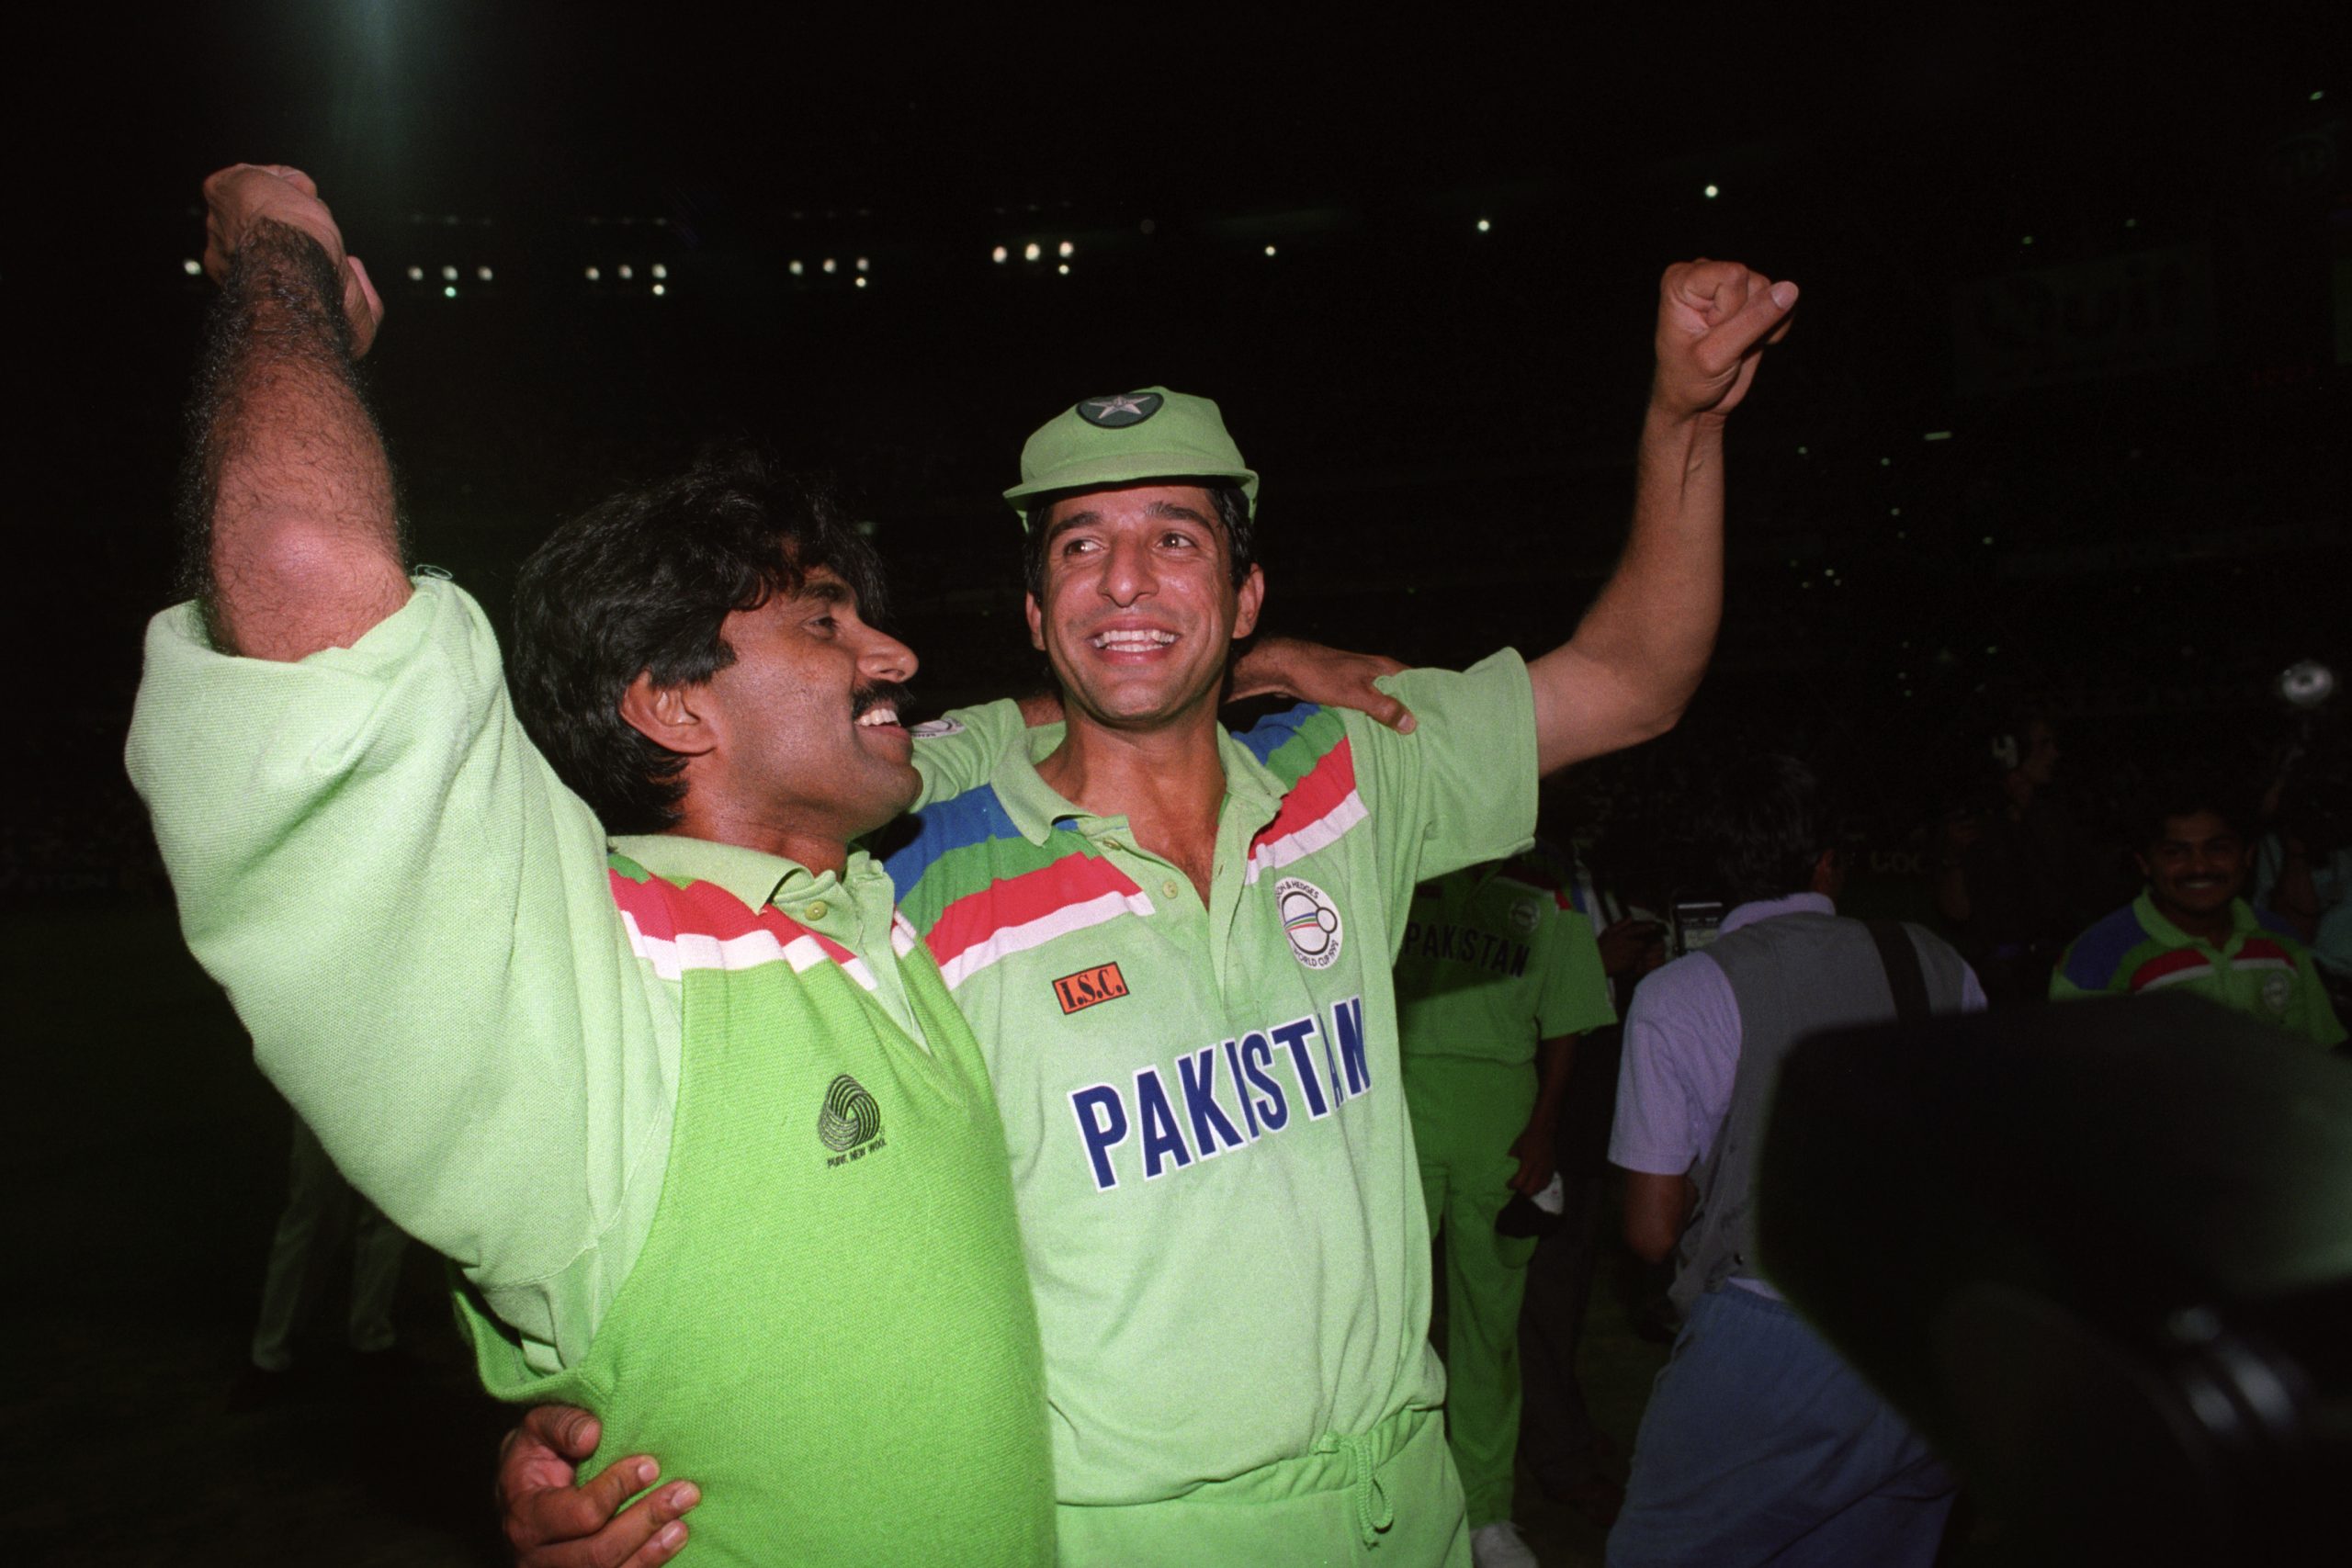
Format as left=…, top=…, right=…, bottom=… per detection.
left=1695, top=754, right=1843, bottom=906
left=510, top=448, right=888, bottom=833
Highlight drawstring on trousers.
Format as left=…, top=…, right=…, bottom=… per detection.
left=1312, top=1430, right=1395, bottom=1547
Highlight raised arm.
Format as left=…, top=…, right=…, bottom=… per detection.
left=187, top=164, right=404, bottom=660
left=1530, top=260, right=1797, bottom=775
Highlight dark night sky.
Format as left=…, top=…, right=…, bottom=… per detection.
left=11, top=4, right=2351, bottom=871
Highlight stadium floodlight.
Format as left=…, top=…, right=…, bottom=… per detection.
left=1057, top=240, right=1073, bottom=258
left=856, top=257, right=870, bottom=273
left=788, top=260, right=804, bottom=276
left=441, top=265, right=458, bottom=281
left=443, top=286, right=456, bottom=299
left=854, top=276, right=867, bottom=288
left=650, top=263, right=667, bottom=279
left=1057, top=264, right=1069, bottom=276
left=992, top=245, right=1008, bottom=264
left=585, top=265, right=600, bottom=281
left=1265, top=245, right=1277, bottom=256
left=618, top=264, right=634, bottom=280
left=822, top=258, right=836, bottom=274
left=1023, top=242, right=1041, bottom=262
left=477, top=265, right=492, bottom=282
left=1704, top=185, right=1720, bottom=197
left=2278, top=660, right=2335, bottom=709
left=651, top=284, right=666, bottom=297
left=1476, top=218, right=1491, bottom=231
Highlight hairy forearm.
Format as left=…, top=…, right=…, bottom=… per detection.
left=186, top=221, right=406, bottom=660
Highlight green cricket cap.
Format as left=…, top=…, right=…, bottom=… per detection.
left=1004, top=387, right=1259, bottom=527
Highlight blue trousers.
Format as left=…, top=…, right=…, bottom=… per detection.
left=1607, top=1286, right=1955, bottom=1568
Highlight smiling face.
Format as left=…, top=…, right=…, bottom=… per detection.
left=2137, top=809, right=2247, bottom=936
left=690, top=567, right=921, bottom=863
left=1023, top=483, right=1264, bottom=734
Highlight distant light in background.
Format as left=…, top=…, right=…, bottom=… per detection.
left=1264, top=245, right=1277, bottom=256
left=1924, top=430, right=1951, bottom=441
left=406, top=264, right=424, bottom=281
left=2312, top=90, right=2326, bottom=102
left=2021, top=235, right=2033, bottom=245
left=1796, top=446, right=1808, bottom=456
left=652, top=283, right=666, bottom=297
left=1023, top=242, right=1041, bottom=262
left=1982, top=536, right=1995, bottom=546
left=1890, top=507, right=1902, bottom=516
left=617, top=264, right=634, bottom=280
left=1703, top=184, right=1720, bottom=198
left=854, top=276, right=868, bottom=288
left=788, top=260, right=804, bottom=276
left=821, top=258, right=837, bottom=275
left=1057, top=264, right=1069, bottom=276
left=1057, top=240, right=1074, bottom=258
left=440, top=265, right=458, bottom=281
left=476, top=265, right=492, bottom=282
left=443, top=286, right=456, bottom=299
left=2125, top=217, right=2139, bottom=228
left=991, top=245, right=1008, bottom=264
left=650, top=263, right=667, bottom=279
left=855, top=257, right=869, bottom=273
left=1476, top=218, right=1490, bottom=232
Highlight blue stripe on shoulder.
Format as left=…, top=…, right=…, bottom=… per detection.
left=2061, top=904, right=2154, bottom=989
left=1236, top=703, right=1326, bottom=764
left=879, top=784, right=1023, bottom=891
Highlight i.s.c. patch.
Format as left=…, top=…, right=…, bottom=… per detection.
left=1053, top=962, right=1130, bottom=1015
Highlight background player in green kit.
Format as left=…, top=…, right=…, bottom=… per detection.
left=127, top=164, right=1056, bottom=1565
left=1396, top=860, right=1616, bottom=1568
left=511, top=259, right=1800, bottom=1566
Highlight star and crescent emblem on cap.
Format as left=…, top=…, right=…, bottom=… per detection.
left=1077, top=391, right=1164, bottom=428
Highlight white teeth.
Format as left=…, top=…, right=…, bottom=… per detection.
left=1091, top=629, right=1177, bottom=649
left=856, top=705, right=899, bottom=728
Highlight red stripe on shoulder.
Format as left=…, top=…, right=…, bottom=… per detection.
left=2129, top=947, right=2209, bottom=990
left=1250, top=739, right=1358, bottom=853
left=924, top=853, right=1143, bottom=967
left=607, top=869, right=814, bottom=947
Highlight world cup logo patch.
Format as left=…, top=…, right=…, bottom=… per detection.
left=1276, top=876, right=1344, bottom=970
left=2262, top=971, right=2293, bottom=1015
left=818, top=1073, right=883, bottom=1153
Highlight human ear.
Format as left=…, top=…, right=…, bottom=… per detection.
left=618, top=672, right=717, bottom=756
left=1231, top=565, right=1266, bottom=641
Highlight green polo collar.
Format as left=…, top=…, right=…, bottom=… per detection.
left=2132, top=888, right=2260, bottom=954
left=607, top=831, right=880, bottom=912
left=989, top=720, right=1286, bottom=846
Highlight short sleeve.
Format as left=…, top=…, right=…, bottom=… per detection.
left=912, top=699, right=1029, bottom=807
left=1342, top=649, right=1540, bottom=903
left=1535, top=907, right=1617, bottom=1039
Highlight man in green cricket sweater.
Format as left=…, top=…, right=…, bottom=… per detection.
left=129, top=164, right=1057, bottom=1565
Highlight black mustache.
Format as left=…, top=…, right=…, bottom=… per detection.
left=853, top=682, right=910, bottom=720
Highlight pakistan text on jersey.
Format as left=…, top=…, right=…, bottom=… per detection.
left=1402, top=919, right=1532, bottom=976
left=1068, top=997, right=1370, bottom=1191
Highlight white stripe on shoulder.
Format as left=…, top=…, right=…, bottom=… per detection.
left=937, top=888, right=1157, bottom=989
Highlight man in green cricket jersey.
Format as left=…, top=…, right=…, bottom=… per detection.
left=1395, top=861, right=1616, bottom=1567
left=129, top=164, right=1058, bottom=1566
left=512, top=264, right=1799, bottom=1565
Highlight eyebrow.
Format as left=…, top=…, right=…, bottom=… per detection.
left=1043, top=500, right=1220, bottom=547
left=791, top=576, right=853, bottom=608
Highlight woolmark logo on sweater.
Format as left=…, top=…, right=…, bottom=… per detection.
left=820, top=1074, right=886, bottom=1165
